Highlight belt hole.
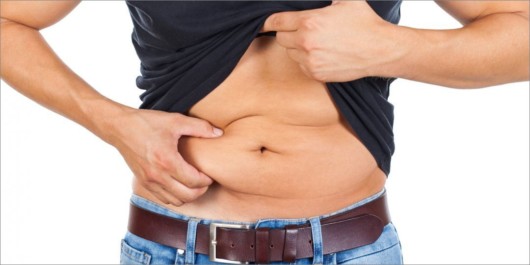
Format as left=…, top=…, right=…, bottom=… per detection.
left=308, top=239, right=312, bottom=244
left=250, top=244, right=254, bottom=249
left=230, top=242, right=235, bottom=248
left=270, top=244, right=274, bottom=248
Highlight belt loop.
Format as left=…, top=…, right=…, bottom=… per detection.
left=185, top=218, right=200, bottom=264
left=255, top=227, right=270, bottom=264
left=309, top=218, right=323, bottom=265
left=282, top=225, right=298, bottom=263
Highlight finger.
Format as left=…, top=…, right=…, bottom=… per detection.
left=160, top=176, right=209, bottom=203
left=261, top=11, right=303, bottom=32
left=176, top=115, right=223, bottom=138
left=149, top=183, right=185, bottom=206
left=171, top=152, right=213, bottom=189
left=275, top=31, right=301, bottom=49
left=285, top=48, right=307, bottom=65
left=297, top=63, right=314, bottom=80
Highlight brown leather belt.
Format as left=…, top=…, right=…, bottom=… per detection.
left=128, top=192, right=390, bottom=264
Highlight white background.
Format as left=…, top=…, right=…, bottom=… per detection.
left=1, top=1, right=528, bottom=264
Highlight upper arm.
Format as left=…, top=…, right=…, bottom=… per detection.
left=435, top=0, right=529, bottom=25
left=0, top=0, right=81, bottom=30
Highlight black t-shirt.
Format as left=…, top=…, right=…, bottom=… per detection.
left=126, top=0, right=403, bottom=176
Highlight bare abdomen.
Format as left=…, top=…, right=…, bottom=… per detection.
left=133, top=37, right=386, bottom=221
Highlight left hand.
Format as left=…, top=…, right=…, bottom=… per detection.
left=261, top=0, right=400, bottom=82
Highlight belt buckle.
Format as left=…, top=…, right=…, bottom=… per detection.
left=209, top=222, right=251, bottom=264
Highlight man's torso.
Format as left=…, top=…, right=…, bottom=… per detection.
left=134, top=36, right=387, bottom=221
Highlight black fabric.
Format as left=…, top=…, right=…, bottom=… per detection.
left=125, top=1, right=402, bottom=176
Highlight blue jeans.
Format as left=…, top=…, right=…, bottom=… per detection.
left=121, top=190, right=403, bottom=264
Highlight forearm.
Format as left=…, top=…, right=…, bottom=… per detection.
left=382, top=12, right=529, bottom=88
left=0, top=20, right=131, bottom=144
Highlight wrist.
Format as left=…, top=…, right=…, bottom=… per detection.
left=79, top=97, right=136, bottom=146
left=379, top=25, right=453, bottom=81
left=367, top=24, right=413, bottom=79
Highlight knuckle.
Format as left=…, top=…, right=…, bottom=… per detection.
left=304, top=57, right=326, bottom=81
left=171, top=115, right=187, bottom=135
left=169, top=198, right=184, bottom=206
left=152, top=151, right=174, bottom=171
left=310, top=71, right=327, bottom=82
left=198, top=120, right=212, bottom=132
left=184, top=118, right=212, bottom=135
left=182, top=177, right=201, bottom=188
left=172, top=113, right=185, bottom=123
left=299, top=36, right=316, bottom=52
left=180, top=189, right=204, bottom=203
left=144, top=170, right=163, bottom=185
left=178, top=194, right=194, bottom=203
left=151, top=149, right=165, bottom=162
left=312, top=75, right=326, bottom=82
left=306, top=55, right=319, bottom=70
left=143, top=172, right=156, bottom=183
left=270, top=14, right=283, bottom=29
left=299, top=16, right=318, bottom=31
left=174, top=201, right=184, bottom=206
left=157, top=159, right=173, bottom=172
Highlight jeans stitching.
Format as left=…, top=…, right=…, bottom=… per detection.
left=336, top=242, right=400, bottom=263
left=121, top=240, right=151, bottom=265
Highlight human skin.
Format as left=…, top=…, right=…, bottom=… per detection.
left=0, top=1, right=528, bottom=220
left=262, top=1, right=529, bottom=86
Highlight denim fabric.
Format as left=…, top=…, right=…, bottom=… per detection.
left=120, top=190, right=403, bottom=265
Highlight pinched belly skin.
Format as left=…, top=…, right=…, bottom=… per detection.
left=178, top=116, right=377, bottom=199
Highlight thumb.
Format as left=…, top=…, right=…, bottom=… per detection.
left=261, top=10, right=302, bottom=33
left=176, top=115, right=223, bottom=138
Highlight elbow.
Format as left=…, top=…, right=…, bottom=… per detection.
left=0, top=17, right=14, bottom=27
left=1, top=17, right=40, bottom=31
left=463, top=4, right=530, bottom=26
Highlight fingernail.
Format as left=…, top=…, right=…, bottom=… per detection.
left=213, top=128, right=223, bottom=136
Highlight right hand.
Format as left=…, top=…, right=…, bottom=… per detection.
left=110, top=108, right=223, bottom=206
left=1, top=0, right=222, bottom=207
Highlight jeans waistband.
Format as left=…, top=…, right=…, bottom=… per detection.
left=129, top=189, right=388, bottom=264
